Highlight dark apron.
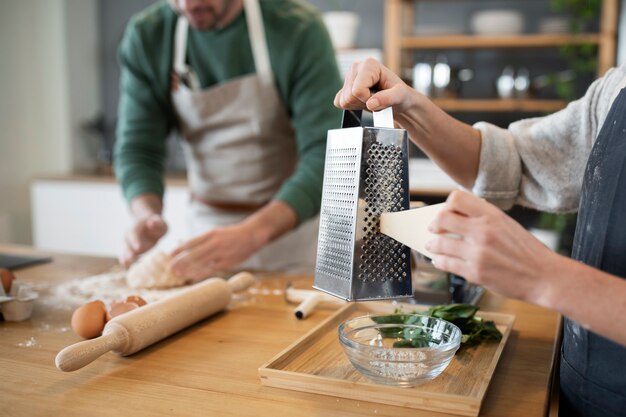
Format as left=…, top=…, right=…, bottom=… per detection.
left=560, top=88, right=626, bottom=417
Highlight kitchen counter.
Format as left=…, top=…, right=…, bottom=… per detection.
left=31, top=171, right=452, bottom=257
left=35, top=171, right=188, bottom=187
left=0, top=245, right=560, bottom=417
left=36, top=165, right=456, bottom=196
left=31, top=175, right=190, bottom=256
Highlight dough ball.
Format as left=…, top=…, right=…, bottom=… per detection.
left=126, top=251, right=188, bottom=289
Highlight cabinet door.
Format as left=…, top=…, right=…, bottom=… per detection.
left=31, top=180, right=188, bottom=257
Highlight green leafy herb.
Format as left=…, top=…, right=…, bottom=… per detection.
left=393, top=337, right=432, bottom=348
left=371, top=304, right=502, bottom=351
left=370, top=314, right=410, bottom=338
left=427, top=304, right=478, bottom=322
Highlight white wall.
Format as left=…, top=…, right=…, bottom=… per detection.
left=66, top=0, right=103, bottom=172
left=32, top=180, right=190, bottom=257
left=0, top=0, right=101, bottom=244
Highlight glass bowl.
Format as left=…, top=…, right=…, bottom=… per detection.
left=338, top=314, right=462, bottom=387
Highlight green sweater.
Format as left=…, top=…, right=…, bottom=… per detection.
left=114, top=0, right=342, bottom=222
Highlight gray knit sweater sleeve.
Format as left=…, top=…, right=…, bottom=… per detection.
left=472, top=66, right=626, bottom=212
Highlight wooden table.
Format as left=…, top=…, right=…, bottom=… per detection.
left=0, top=245, right=560, bottom=417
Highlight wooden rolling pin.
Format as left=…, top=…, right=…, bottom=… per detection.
left=55, top=271, right=254, bottom=372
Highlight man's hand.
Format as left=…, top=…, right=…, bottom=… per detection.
left=119, top=193, right=166, bottom=268
left=425, top=190, right=561, bottom=304
left=169, top=222, right=260, bottom=282
left=120, top=214, right=168, bottom=268
left=169, top=200, right=297, bottom=282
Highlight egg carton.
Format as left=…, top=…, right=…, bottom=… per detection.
left=0, top=281, right=38, bottom=322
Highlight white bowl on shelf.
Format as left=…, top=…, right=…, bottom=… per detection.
left=470, top=9, right=525, bottom=35
left=538, top=16, right=570, bottom=34
left=323, top=11, right=360, bottom=50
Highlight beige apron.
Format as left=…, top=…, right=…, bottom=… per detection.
left=171, top=0, right=319, bottom=272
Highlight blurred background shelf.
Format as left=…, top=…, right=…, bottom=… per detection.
left=431, top=98, right=567, bottom=112
left=400, top=33, right=603, bottom=49
left=385, top=0, right=618, bottom=82
left=383, top=0, right=618, bottom=164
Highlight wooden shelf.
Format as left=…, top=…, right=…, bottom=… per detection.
left=431, top=98, right=567, bottom=113
left=384, top=0, right=618, bottom=78
left=400, top=33, right=601, bottom=49
left=381, top=0, right=618, bottom=195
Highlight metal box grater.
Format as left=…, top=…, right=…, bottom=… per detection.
left=313, top=109, right=412, bottom=301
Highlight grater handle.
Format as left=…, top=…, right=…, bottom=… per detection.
left=341, top=109, right=362, bottom=128
left=340, top=86, right=392, bottom=129
left=372, top=107, right=394, bottom=128
left=341, top=107, right=395, bottom=129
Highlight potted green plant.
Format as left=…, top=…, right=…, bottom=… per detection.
left=549, top=0, right=601, bottom=100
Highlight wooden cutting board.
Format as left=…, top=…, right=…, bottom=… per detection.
left=259, top=301, right=515, bottom=417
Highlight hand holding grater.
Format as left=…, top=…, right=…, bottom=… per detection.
left=313, top=107, right=412, bottom=301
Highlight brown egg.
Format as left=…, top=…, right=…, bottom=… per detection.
left=71, top=300, right=107, bottom=339
left=125, top=295, right=147, bottom=307
left=106, top=301, right=139, bottom=321
left=0, top=268, right=15, bottom=293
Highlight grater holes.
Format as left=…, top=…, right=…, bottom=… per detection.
left=317, top=145, right=360, bottom=282
left=358, top=142, right=408, bottom=284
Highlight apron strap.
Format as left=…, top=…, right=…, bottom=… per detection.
left=243, top=0, right=273, bottom=85
left=173, top=0, right=274, bottom=87
left=173, top=16, right=190, bottom=75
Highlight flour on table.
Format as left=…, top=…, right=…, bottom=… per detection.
left=126, top=250, right=189, bottom=289
left=51, top=269, right=189, bottom=308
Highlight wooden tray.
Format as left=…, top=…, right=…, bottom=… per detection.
left=259, top=301, right=515, bottom=416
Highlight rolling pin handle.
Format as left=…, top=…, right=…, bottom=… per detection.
left=226, top=271, right=255, bottom=293
left=294, top=293, right=323, bottom=320
left=55, top=328, right=126, bottom=372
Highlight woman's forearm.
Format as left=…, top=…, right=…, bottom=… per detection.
left=541, top=256, right=626, bottom=347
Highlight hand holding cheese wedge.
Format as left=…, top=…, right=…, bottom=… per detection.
left=381, top=190, right=561, bottom=306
